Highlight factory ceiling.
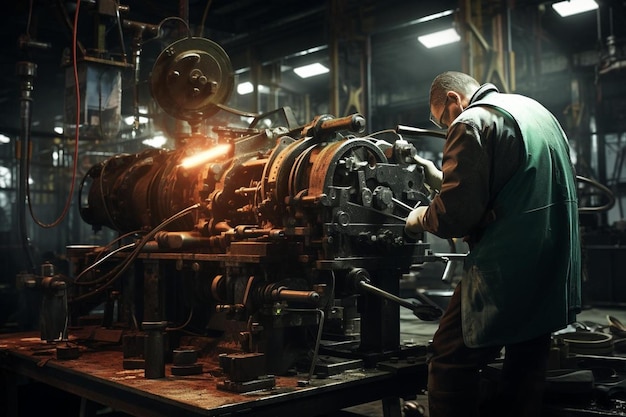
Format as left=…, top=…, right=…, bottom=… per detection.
left=0, top=0, right=621, bottom=139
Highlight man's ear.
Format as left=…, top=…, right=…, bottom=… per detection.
left=447, top=91, right=460, bottom=103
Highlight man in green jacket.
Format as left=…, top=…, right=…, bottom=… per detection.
left=405, top=71, right=581, bottom=417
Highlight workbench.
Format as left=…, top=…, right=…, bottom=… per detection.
left=0, top=331, right=427, bottom=417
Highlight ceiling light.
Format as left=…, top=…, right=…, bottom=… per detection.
left=236, top=82, right=270, bottom=95
left=552, top=0, right=598, bottom=17
left=293, top=63, right=329, bottom=79
left=418, top=28, right=461, bottom=49
left=124, top=115, right=150, bottom=125
left=411, top=9, right=455, bottom=25
left=142, top=133, right=167, bottom=149
left=237, top=81, right=254, bottom=95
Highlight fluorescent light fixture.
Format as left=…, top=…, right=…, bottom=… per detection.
left=552, top=0, right=598, bottom=17
left=237, top=81, right=254, bottom=95
left=124, top=115, right=150, bottom=125
left=411, top=9, right=455, bottom=25
left=293, top=63, right=329, bottom=79
left=289, top=45, right=327, bottom=59
left=54, top=126, right=64, bottom=135
left=142, top=133, right=167, bottom=149
left=418, top=28, right=461, bottom=48
left=0, top=134, right=9, bottom=144
left=237, top=82, right=270, bottom=95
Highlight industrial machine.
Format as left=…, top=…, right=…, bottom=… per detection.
left=5, top=3, right=626, bottom=417
left=30, top=34, right=445, bottom=392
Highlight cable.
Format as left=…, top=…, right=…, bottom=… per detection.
left=27, top=0, right=81, bottom=229
left=166, top=309, right=194, bottom=331
left=197, top=0, right=213, bottom=37
left=54, top=0, right=86, bottom=56
left=72, top=242, right=136, bottom=285
left=26, top=0, right=34, bottom=38
left=69, top=203, right=200, bottom=303
left=577, top=174, right=616, bottom=213
left=143, top=16, right=192, bottom=44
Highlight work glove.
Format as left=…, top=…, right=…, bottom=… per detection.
left=404, top=206, right=428, bottom=239
left=413, top=154, right=443, bottom=192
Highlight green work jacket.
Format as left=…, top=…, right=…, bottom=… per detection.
left=459, top=88, right=581, bottom=347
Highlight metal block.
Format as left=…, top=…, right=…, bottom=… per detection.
left=219, top=352, right=266, bottom=382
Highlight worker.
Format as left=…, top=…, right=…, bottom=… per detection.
left=405, top=71, right=581, bottom=417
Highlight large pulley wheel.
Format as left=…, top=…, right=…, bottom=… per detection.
left=262, top=137, right=316, bottom=204
left=150, top=37, right=234, bottom=122
left=308, top=139, right=388, bottom=198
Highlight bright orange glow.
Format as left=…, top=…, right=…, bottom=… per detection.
left=179, top=144, right=232, bottom=169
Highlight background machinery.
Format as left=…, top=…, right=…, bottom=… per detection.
left=34, top=32, right=444, bottom=395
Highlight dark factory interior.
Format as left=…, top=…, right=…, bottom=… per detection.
left=1, top=0, right=626, bottom=416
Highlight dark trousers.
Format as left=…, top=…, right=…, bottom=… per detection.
left=428, top=283, right=552, bottom=417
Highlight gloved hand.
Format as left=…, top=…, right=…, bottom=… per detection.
left=404, top=206, right=428, bottom=238
left=413, top=154, right=443, bottom=192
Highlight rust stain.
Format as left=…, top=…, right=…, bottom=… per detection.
left=0, top=331, right=399, bottom=413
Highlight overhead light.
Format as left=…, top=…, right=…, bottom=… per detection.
left=418, top=28, right=461, bottom=49
left=0, top=134, right=9, bottom=144
left=124, top=115, right=150, bottom=125
left=237, top=81, right=254, bottom=95
left=237, top=82, right=270, bottom=95
left=288, top=45, right=328, bottom=59
left=293, top=63, right=329, bottom=79
left=142, top=133, right=167, bottom=149
left=410, top=9, right=455, bottom=25
left=552, top=0, right=598, bottom=17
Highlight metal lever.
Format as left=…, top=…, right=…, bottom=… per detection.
left=358, top=280, right=442, bottom=321
left=391, top=197, right=420, bottom=213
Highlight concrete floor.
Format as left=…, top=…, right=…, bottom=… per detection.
left=340, top=302, right=626, bottom=417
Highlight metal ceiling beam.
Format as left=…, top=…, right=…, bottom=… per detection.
left=458, top=0, right=515, bottom=92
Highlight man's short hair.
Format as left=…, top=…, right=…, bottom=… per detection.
left=429, top=71, right=481, bottom=107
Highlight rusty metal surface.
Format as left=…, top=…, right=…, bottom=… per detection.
left=0, top=331, right=425, bottom=417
